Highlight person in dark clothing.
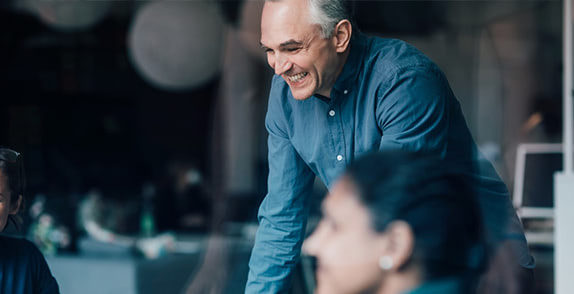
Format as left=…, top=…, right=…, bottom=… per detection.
left=0, top=147, right=60, bottom=294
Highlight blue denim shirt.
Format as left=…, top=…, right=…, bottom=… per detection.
left=246, top=32, right=533, bottom=294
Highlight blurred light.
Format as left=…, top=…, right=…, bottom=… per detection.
left=22, top=0, right=111, bottom=31
left=128, top=1, right=225, bottom=91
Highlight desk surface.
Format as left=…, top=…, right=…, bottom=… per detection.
left=47, top=235, right=254, bottom=294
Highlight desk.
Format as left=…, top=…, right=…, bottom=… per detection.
left=47, top=253, right=201, bottom=294
left=46, top=235, right=254, bottom=294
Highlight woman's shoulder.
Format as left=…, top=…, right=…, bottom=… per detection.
left=0, top=235, right=39, bottom=251
left=0, top=234, right=44, bottom=262
left=0, top=235, right=60, bottom=293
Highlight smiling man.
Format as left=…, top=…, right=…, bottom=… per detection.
left=259, top=0, right=349, bottom=100
left=247, top=0, right=534, bottom=293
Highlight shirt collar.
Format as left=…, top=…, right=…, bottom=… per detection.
left=332, top=31, right=368, bottom=94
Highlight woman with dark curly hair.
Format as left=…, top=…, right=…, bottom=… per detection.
left=0, top=147, right=59, bottom=294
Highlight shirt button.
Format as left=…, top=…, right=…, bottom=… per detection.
left=329, top=110, right=336, bottom=117
left=343, top=89, right=348, bottom=95
left=337, top=155, right=343, bottom=161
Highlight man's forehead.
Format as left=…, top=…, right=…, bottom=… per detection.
left=262, top=0, right=308, bottom=15
left=260, top=18, right=320, bottom=48
left=260, top=0, right=314, bottom=42
left=262, top=0, right=305, bottom=22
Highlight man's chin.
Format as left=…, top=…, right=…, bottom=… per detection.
left=290, top=89, right=314, bottom=100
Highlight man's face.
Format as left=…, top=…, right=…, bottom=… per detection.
left=260, top=0, right=341, bottom=100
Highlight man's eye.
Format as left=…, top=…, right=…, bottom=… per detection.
left=286, top=47, right=300, bottom=52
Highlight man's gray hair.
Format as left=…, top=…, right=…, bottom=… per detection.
left=308, top=0, right=349, bottom=38
left=266, top=0, right=350, bottom=39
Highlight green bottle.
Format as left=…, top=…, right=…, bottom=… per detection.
left=140, top=184, right=156, bottom=238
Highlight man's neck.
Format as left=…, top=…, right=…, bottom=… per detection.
left=316, top=45, right=352, bottom=99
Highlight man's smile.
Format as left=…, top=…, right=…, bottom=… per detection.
left=286, top=72, right=308, bottom=84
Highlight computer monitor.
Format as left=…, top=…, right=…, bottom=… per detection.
left=513, top=143, right=562, bottom=219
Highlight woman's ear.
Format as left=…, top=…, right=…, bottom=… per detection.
left=381, top=220, right=415, bottom=271
left=9, top=194, right=22, bottom=215
left=332, top=19, right=352, bottom=53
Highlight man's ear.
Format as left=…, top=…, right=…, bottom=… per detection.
left=9, top=195, right=22, bottom=215
left=332, top=19, right=352, bottom=53
left=382, top=220, right=415, bottom=270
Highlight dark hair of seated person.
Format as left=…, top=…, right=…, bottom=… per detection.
left=344, top=151, right=488, bottom=287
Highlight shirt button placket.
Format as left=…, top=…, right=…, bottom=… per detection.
left=330, top=110, right=342, bottom=163
left=329, top=94, right=345, bottom=165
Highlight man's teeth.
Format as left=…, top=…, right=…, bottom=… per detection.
left=288, top=72, right=307, bottom=83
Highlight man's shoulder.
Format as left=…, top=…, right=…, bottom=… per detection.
left=363, top=35, right=438, bottom=76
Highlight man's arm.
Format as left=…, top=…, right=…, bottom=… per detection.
left=375, top=63, right=533, bottom=268
left=246, top=92, right=315, bottom=293
left=377, top=64, right=450, bottom=155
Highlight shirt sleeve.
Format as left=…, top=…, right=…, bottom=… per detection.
left=246, top=82, right=315, bottom=294
left=376, top=64, right=450, bottom=156
left=375, top=64, right=534, bottom=268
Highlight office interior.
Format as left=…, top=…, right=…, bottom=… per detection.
left=0, top=0, right=569, bottom=293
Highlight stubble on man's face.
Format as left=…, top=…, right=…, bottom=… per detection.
left=260, top=0, right=340, bottom=100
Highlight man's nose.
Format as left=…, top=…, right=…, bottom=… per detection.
left=274, top=54, right=292, bottom=75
